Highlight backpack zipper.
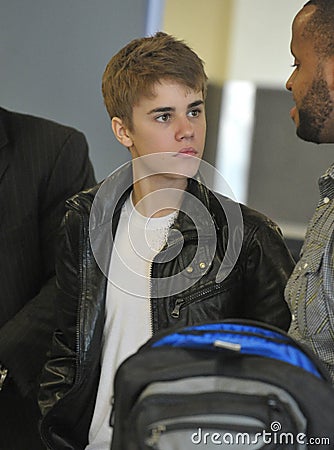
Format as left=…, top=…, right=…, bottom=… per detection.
left=145, top=418, right=265, bottom=448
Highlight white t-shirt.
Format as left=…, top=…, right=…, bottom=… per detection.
left=86, top=193, right=177, bottom=449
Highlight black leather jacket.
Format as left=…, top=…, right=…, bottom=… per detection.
left=39, top=163, right=294, bottom=449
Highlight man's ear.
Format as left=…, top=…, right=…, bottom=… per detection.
left=111, top=117, right=133, bottom=148
left=324, top=56, right=334, bottom=91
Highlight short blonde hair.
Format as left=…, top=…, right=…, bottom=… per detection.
left=102, top=32, right=208, bottom=130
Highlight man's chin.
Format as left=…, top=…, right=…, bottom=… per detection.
left=296, top=125, right=321, bottom=144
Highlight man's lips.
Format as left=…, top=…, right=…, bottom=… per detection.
left=290, top=105, right=297, bottom=120
left=175, top=148, right=198, bottom=156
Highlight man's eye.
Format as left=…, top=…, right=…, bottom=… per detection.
left=188, top=109, right=201, bottom=117
left=156, top=113, right=171, bottom=122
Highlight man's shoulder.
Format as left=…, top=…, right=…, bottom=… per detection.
left=0, top=106, right=84, bottom=140
left=240, top=202, right=280, bottom=232
left=210, top=190, right=281, bottom=234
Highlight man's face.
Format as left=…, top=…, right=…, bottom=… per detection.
left=113, top=80, right=206, bottom=185
left=286, top=6, right=334, bottom=143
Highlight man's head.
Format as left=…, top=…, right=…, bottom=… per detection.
left=102, top=32, right=208, bottom=131
left=286, top=0, right=334, bottom=143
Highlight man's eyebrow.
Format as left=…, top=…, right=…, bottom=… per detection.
left=189, top=100, right=204, bottom=109
left=147, top=100, right=204, bottom=115
left=147, top=106, right=174, bottom=115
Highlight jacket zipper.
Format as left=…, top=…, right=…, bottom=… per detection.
left=149, top=229, right=192, bottom=334
left=171, top=282, right=229, bottom=319
left=0, top=365, right=8, bottom=391
left=73, top=204, right=87, bottom=386
left=149, top=260, right=154, bottom=336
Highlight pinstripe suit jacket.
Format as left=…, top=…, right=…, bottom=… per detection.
left=0, top=107, right=96, bottom=396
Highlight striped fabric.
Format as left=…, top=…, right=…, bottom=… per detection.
left=285, top=163, right=334, bottom=383
left=0, top=107, right=96, bottom=390
left=0, top=106, right=96, bottom=449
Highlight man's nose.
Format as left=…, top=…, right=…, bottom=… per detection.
left=285, top=70, right=295, bottom=91
left=175, top=117, right=194, bottom=140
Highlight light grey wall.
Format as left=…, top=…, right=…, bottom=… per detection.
left=227, top=0, right=304, bottom=86
left=247, top=87, right=333, bottom=238
left=1, top=0, right=148, bottom=181
left=206, top=83, right=333, bottom=241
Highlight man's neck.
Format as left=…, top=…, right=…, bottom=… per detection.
left=131, top=175, right=186, bottom=218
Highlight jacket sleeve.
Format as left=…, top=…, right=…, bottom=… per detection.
left=39, top=201, right=102, bottom=450
left=38, top=208, right=87, bottom=450
left=39, top=208, right=81, bottom=417
left=0, top=129, right=96, bottom=396
left=241, top=218, right=295, bottom=331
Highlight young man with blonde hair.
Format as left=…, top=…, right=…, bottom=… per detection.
left=39, top=32, right=294, bottom=449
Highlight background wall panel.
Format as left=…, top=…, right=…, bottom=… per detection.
left=1, top=0, right=148, bottom=180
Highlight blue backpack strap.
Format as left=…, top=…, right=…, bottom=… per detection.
left=152, top=322, right=322, bottom=379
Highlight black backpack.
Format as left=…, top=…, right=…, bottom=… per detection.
left=110, top=320, right=334, bottom=449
